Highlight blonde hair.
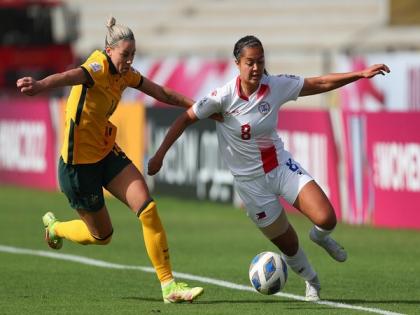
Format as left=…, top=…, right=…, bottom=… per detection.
left=105, top=16, right=135, bottom=48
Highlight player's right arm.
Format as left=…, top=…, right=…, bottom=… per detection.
left=148, top=92, right=222, bottom=175
left=148, top=108, right=198, bottom=175
left=16, top=68, right=88, bottom=96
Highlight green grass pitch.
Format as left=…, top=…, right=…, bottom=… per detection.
left=0, top=186, right=419, bottom=314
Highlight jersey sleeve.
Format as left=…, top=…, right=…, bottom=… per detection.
left=192, top=91, right=222, bottom=120
left=80, top=54, right=107, bottom=87
left=126, top=66, right=143, bottom=88
left=273, top=74, right=304, bottom=102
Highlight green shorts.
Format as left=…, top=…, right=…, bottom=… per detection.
left=58, top=145, right=132, bottom=212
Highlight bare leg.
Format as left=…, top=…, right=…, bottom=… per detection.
left=76, top=206, right=113, bottom=239
left=106, top=163, right=173, bottom=283
left=261, top=213, right=317, bottom=282
left=105, top=163, right=151, bottom=212
left=293, top=180, right=336, bottom=230
left=293, top=180, right=347, bottom=262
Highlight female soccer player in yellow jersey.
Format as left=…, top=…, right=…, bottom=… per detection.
left=16, top=17, right=203, bottom=304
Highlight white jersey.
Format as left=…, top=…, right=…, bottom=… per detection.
left=192, top=74, right=304, bottom=179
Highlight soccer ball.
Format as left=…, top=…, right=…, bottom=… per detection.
left=249, top=251, right=288, bottom=295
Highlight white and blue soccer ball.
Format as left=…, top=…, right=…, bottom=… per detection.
left=249, top=251, right=288, bottom=295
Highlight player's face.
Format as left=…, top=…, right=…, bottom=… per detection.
left=106, top=39, right=136, bottom=74
left=236, top=46, right=265, bottom=87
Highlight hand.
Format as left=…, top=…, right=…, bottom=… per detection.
left=148, top=155, right=163, bottom=175
left=209, top=112, right=224, bottom=122
left=16, top=77, right=43, bottom=96
left=361, top=64, right=390, bottom=79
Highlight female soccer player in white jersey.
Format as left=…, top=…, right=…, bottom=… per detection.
left=17, top=17, right=204, bottom=304
left=148, top=35, right=390, bottom=301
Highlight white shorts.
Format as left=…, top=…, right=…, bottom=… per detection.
left=234, top=158, right=313, bottom=228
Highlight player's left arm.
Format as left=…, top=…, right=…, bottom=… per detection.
left=299, top=64, right=390, bottom=96
left=148, top=108, right=198, bottom=175
left=137, top=76, right=194, bottom=108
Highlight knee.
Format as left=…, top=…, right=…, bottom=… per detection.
left=137, top=198, right=161, bottom=228
left=96, top=234, right=112, bottom=245
left=317, top=209, right=337, bottom=230
left=136, top=198, right=156, bottom=218
left=92, top=230, right=113, bottom=245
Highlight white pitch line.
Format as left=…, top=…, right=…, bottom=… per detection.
left=0, top=245, right=404, bottom=315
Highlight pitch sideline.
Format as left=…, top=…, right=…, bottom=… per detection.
left=0, top=245, right=404, bottom=315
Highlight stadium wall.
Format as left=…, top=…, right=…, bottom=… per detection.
left=2, top=51, right=420, bottom=229
left=1, top=97, right=420, bottom=229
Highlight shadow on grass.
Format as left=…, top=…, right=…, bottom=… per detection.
left=123, top=296, right=420, bottom=308
left=123, top=296, right=304, bottom=305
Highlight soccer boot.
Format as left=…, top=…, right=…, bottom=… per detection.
left=42, top=212, right=63, bottom=250
left=162, top=280, right=204, bottom=303
left=309, top=227, right=347, bottom=262
left=305, top=275, right=321, bottom=302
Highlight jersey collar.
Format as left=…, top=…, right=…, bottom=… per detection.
left=235, top=75, right=269, bottom=101
left=102, top=50, right=118, bottom=75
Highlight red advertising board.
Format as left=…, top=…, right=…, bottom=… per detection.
left=278, top=109, right=341, bottom=219
left=365, top=112, right=420, bottom=229
left=0, top=99, right=57, bottom=190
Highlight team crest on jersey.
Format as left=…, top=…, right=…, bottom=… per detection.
left=89, top=62, right=102, bottom=72
left=211, top=90, right=217, bottom=96
left=258, top=102, right=271, bottom=115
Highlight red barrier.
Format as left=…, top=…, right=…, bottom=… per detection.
left=366, top=112, right=420, bottom=229
left=0, top=99, right=57, bottom=190
left=342, top=110, right=420, bottom=229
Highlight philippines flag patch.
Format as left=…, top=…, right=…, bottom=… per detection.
left=256, top=211, right=267, bottom=220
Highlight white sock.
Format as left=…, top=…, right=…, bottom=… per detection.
left=311, top=225, right=333, bottom=241
left=282, top=247, right=317, bottom=281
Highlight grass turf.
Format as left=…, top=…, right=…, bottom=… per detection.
left=0, top=185, right=419, bottom=314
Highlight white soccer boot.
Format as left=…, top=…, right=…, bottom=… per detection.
left=309, top=227, right=347, bottom=262
left=305, top=276, right=321, bottom=302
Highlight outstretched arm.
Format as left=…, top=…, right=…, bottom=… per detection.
left=148, top=108, right=199, bottom=175
left=138, top=76, right=195, bottom=108
left=138, top=77, right=224, bottom=121
left=16, top=68, right=88, bottom=96
left=299, top=64, right=390, bottom=96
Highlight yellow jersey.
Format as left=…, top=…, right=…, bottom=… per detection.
left=61, top=50, right=142, bottom=164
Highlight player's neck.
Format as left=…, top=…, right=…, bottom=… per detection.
left=240, top=82, right=259, bottom=97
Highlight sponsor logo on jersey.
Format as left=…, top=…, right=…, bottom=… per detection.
left=89, top=62, right=102, bottom=72
left=258, top=102, right=271, bottom=115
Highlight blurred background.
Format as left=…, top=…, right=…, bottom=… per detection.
left=1, top=0, right=420, bottom=230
